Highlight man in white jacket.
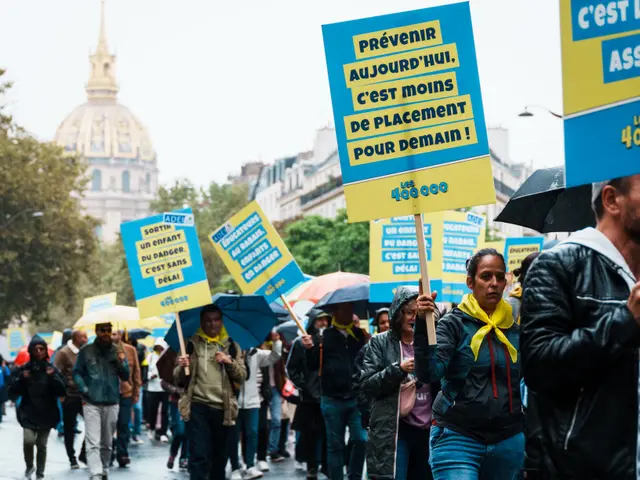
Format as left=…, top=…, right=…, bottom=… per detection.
left=230, top=335, right=282, bottom=480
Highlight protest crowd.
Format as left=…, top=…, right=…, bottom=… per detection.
left=3, top=177, right=640, bottom=480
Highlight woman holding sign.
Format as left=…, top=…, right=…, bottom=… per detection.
left=415, top=249, right=524, bottom=479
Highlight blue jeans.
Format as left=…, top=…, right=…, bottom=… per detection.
left=169, top=402, right=188, bottom=460
left=320, top=397, right=367, bottom=480
left=116, top=397, right=133, bottom=459
left=268, top=387, right=282, bottom=454
left=429, top=426, right=524, bottom=480
left=231, top=408, right=259, bottom=468
left=131, top=394, right=142, bottom=437
left=56, top=399, right=64, bottom=433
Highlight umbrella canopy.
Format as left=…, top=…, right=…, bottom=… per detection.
left=269, top=302, right=291, bottom=322
left=74, top=305, right=165, bottom=333
left=287, top=272, right=369, bottom=304
left=125, top=329, right=151, bottom=341
left=164, top=294, right=279, bottom=352
left=314, top=283, right=389, bottom=319
left=494, top=166, right=595, bottom=233
left=275, top=320, right=300, bottom=343
left=14, top=344, right=55, bottom=367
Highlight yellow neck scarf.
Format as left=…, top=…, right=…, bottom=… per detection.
left=196, top=327, right=229, bottom=347
left=509, top=284, right=522, bottom=299
left=458, top=294, right=518, bottom=363
left=332, top=318, right=357, bottom=340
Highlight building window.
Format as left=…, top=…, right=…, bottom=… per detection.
left=91, top=169, right=102, bottom=191
left=122, top=170, right=130, bottom=192
left=145, top=173, right=151, bottom=193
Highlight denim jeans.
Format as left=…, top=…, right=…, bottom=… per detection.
left=116, top=397, right=133, bottom=459
left=169, top=402, right=188, bottom=460
left=429, top=426, right=524, bottom=480
left=188, top=402, right=230, bottom=480
left=395, top=421, right=433, bottom=480
left=240, top=408, right=260, bottom=467
left=320, top=396, right=367, bottom=480
left=268, top=387, right=282, bottom=454
left=130, top=394, right=143, bottom=437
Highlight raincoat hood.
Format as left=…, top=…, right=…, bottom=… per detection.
left=28, top=335, right=49, bottom=362
left=306, top=309, right=331, bottom=335
left=389, top=287, right=419, bottom=329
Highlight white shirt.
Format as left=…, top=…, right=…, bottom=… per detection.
left=147, top=352, right=163, bottom=392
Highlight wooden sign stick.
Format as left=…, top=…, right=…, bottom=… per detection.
left=175, top=311, right=190, bottom=376
left=280, top=294, right=308, bottom=336
left=414, top=214, right=437, bottom=345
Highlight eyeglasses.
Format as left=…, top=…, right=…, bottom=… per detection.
left=97, top=327, right=112, bottom=333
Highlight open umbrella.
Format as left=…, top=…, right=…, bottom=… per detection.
left=287, top=272, right=369, bottom=304
left=494, top=166, right=595, bottom=233
left=270, top=302, right=291, bottom=321
left=164, top=294, right=279, bottom=352
left=314, top=283, right=390, bottom=319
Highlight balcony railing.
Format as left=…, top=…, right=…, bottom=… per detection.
left=301, top=176, right=343, bottom=206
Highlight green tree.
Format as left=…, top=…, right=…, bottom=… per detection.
left=150, top=179, right=249, bottom=294
left=0, top=69, right=99, bottom=329
left=284, top=210, right=369, bottom=276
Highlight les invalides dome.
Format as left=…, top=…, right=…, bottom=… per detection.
left=53, top=0, right=158, bottom=243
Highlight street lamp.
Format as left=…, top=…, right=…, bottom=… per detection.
left=1, top=209, right=44, bottom=229
left=518, top=105, right=563, bottom=119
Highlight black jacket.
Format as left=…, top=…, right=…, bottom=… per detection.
left=521, top=242, right=640, bottom=479
left=306, top=325, right=367, bottom=400
left=9, top=336, right=67, bottom=430
left=415, top=307, right=523, bottom=444
left=360, top=330, right=439, bottom=479
left=287, top=338, right=321, bottom=404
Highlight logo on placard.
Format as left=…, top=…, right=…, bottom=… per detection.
left=163, top=212, right=195, bottom=226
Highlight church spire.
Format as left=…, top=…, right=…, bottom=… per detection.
left=86, top=0, right=118, bottom=102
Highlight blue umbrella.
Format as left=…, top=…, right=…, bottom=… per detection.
left=165, top=294, right=278, bottom=352
left=270, top=302, right=291, bottom=321
left=314, top=283, right=389, bottom=319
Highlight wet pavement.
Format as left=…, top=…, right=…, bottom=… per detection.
left=0, top=404, right=305, bottom=480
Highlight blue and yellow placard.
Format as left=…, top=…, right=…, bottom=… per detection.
left=440, top=211, right=486, bottom=303
left=503, top=237, right=544, bottom=273
left=7, top=327, right=27, bottom=357
left=120, top=208, right=211, bottom=318
left=561, top=0, right=640, bottom=186
left=83, top=292, right=117, bottom=315
left=210, top=201, right=306, bottom=304
left=322, top=3, right=495, bottom=222
left=369, top=214, right=444, bottom=303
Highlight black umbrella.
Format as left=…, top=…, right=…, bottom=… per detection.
left=494, top=166, right=595, bottom=233
left=314, top=283, right=389, bottom=319
left=270, top=302, right=292, bottom=323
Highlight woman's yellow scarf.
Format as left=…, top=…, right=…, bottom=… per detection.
left=509, top=284, right=522, bottom=300
left=458, top=294, right=518, bottom=363
left=196, top=326, right=229, bottom=347
left=332, top=318, right=357, bottom=340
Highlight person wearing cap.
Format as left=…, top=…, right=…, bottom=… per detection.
left=302, top=302, right=368, bottom=480
left=521, top=176, right=640, bottom=478
left=146, top=338, right=169, bottom=443
left=73, top=322, right=129, bottom=480
left=287, top=311, right=330, bottom=479
left=111, top=330, right=141, bottom=467
left=9, top=335, right=67, bottom=480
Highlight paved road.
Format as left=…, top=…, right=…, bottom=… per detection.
left=0, top=404, right=305, bottom=480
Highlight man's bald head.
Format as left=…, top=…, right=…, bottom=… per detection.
left=71, top=330, right=88, bottom=349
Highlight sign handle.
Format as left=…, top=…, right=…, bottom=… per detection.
left=175, top=311, right=190, bottom=376
left=414, top=214, right=437, bottom=346
left=280, top=295, right=308, bottom=336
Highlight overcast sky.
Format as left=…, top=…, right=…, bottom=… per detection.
left=0, top=0, right=563, bottom=186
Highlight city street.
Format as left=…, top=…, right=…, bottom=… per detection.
left=0, top=405, right=303, bottom=480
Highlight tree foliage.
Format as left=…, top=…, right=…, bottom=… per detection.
left=150, top=179, right=249, bottom=294
left=284, top=210, right=369, bottom=276
left=0, top=69, right=98, bottom=329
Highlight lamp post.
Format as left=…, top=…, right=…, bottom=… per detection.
left=1, top=209, right=44, bottom=229
left=518, top=105, right=563, bottom=119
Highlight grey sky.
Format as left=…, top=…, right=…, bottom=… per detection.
left=0, top=0, right=563, bottom=186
